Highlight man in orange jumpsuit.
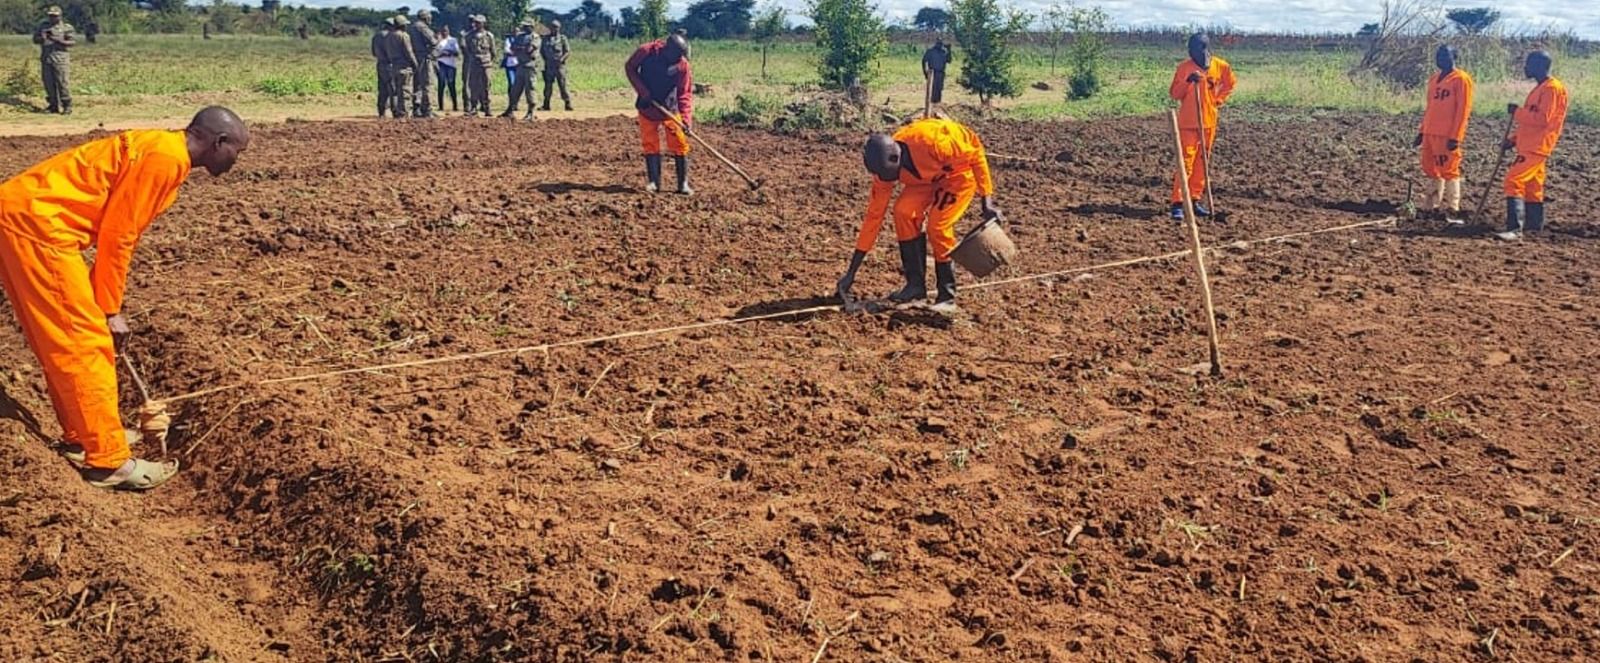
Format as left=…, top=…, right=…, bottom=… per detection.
left=1497, top=50, right=1568, bottom=241
left=836, top=117, right=1000, bottom=312
left=0, top=106, right=249, bottom=490
left=1169, top=33, right=1236, bottom=220
left=624, top=34, right=693, bottom=195
left=1414, top=44, right=1473, bottom=221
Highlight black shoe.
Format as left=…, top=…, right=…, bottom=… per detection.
left=540, top=104, right=551, bottom=111
left=1193, top=203, right=1211, bottom=217
left=1505, top=197, right=1524, bottom=232
left=523, top=111, right=535, bottom=122
left=1525, top=202, right=1545, bottom=232
left=887, top=237, right=928, bottom=303
left=499, top=110, right=514, bottom=118
left=565, top=102, right=574, bottom=111
left=933, top=261, right=957, bottom=306
left=1169, top=205, right=1185, bottom=220
left=645, top=155, right=662, bottom=193
left=674, top=156, right=693, bottom=195
left=46, top=106, right=58, bottom=114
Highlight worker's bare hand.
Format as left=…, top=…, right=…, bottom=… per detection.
left=1446, top=139, right=1460, bottom=151
left=1506, top=103, right=1519, bottom=114
left=107, top=314, right=131, bottom=349
left=1186, top=72, right=1203, bottom=84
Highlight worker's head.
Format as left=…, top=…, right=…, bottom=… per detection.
left=471, top=14, right=486, bottom=28
left=862, top=133, right=903, bottom=183
left=663, top=33, right=690, bottom=61
left=439, top=25, right=450, bottom=37
left=1525, top=50, right=1553, bottom=80
left=392, top=15, right=407, bottom=28
left=1435, top=44, right=1456, bottom=71
left=417, top=9, right=432, bottom=23
left=185, top=106, right=250, bottom=177
left=46, top=5, right=61, bottom=24
left=549, top=19, right=562, bottom=34
left=519, top=18, right=534, bottom=33
left=1187, top=33, right=1210, bottom=67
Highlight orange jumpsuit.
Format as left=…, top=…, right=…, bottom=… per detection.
left=1419, top=68, right=1474, bottom=181
left=855, top=118, right=993, bottom=263
left=1504, top=77, right=1568, bottom=203
left=0, top=130, right=192, bottom=470
left=1170, top=56, right=1236, bottom=205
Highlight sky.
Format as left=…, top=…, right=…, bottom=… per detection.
left=305, top=0, right=1600, bottom=39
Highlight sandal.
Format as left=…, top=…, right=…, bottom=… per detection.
left=58, top=430, right=143, bottom=467
left=82, top=458, right=180, bottom=491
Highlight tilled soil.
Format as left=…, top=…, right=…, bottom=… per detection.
left=2, top=110, right=1599, bottom=662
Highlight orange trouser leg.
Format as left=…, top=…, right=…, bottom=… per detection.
left=925, top=171, right=978, bottom=262
left=1170, top=127, right=1216, bottom=204
left=638, top=115, right=690, bottom=157
left=1503, top=152, right=1547, bottom=203
left=0, top=228, right=129, bottom=470
left=1419, top=135, right=1462, bottom=180
left=891, top=183, right=937, bottom=244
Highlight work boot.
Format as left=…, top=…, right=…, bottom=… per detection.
left=565, top=101, right=574, bottom=111
left=887, top=237, right=928, bottom=303
left=1169, top=205, right=1185, bottom=221
left=499, top=108, right=515, bottom=118
left=644, top=155, right=662, bottom=193
left=1193, top=203, right=1212, bottom=217
left=1525, top=202, right=1545, bottom=233
left=674, top=156, right=693, bottom=195
left=523, top=110, right=535, bottom=122
left=1496, top=197, right=1525, bottom=241
left=932, top=261, right=958, bottom=312
left=540, top=103, right=552, bottom=111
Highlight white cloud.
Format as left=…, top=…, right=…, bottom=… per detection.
left=295, top=0, right=1600, bottom=39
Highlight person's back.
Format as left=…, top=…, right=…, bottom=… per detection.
left=0, top=131, right=189, bottom=248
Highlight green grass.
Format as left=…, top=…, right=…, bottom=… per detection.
left=1, top=33, right=1595, bottom=127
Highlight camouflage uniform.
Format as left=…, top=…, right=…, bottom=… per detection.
left=371, top=28, right=391, bottom=117
left=408, top=13, right=440, bottom=117
left=33, top=11, right=75, bottom=114
left=464, top=21, right=496, bottom=115
left=381, top=19, right=417, bottom=118
left=503, top=24, right=539, bottom=116
left=540, top=31, right=571, bottom=111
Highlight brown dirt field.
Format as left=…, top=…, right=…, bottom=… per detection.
left=2, top=110, right=1599, bottom=662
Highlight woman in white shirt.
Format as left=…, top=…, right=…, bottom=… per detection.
left=502, top=35, right=518, bottom=92
left=435, top=26, right=459, bottom=112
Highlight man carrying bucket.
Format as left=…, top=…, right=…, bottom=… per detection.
left=836, top=117, right=1001, bottom=313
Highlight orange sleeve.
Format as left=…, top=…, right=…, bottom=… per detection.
left=1452, top=76, right=1472, bottom=142
left=1544, top=85, right=1568, bottom=134
left=1168, top=63, right=1190, bottom=101
left=91, top=152, right=188, bottom=315
left=1216, top=61, right=1237, bottom=105
left=855, top=179, right=896, bottom=253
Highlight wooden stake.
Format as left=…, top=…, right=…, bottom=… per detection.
left=649, top=101, right=761, bottom=190
left=1474, top=112, right=1518, bottom=222
left=923, top=71, right=933, bottom=118
left=1190, top=80, right=1218, bottom=215
left=1169, top=109, right=1224, bottom=378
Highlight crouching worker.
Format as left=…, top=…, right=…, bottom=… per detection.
left=0, top=106, right=249, bottom=490
left=836, top=117, right=1001, bottom=313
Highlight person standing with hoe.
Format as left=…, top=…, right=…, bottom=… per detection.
left=34, top=6, right=75, bottom=115
left=1168, top=33, right=1235, bottom=221
left=922, top=38, right=951, bottom=107
left=0, top=107, right=249, bottom=491
left=625, top=34, right=695, bottom=195
left=1414, top=44, right=1474, bottom=223
left=1496, top=50, right=1569, bottom=241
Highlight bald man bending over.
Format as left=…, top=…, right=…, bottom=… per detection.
left=0, top=106, right=249, bottom=491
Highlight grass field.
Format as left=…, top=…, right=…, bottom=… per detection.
left=0, top=33, right=1595, bottom=134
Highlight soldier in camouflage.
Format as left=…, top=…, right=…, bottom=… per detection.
left=501, top=19, right=539, bottom=121
left=540, top=19, right=572, bottom=112
left=464, top=15, right=497, bottom=117
left=382, top=16, right=418, bottom=119
left=408, top=9, right=440, bottom=118
left=371, top=22, right=392, bottom=117
left=33, top=6, right=75, bottom=115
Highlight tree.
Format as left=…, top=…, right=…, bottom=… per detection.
left=573, top=0, right=615, bottom=36
left=1445, top=7, right=1499, bottom=34
left=205, top=0, right=242, bottom=33
left=913, top=6, right=948, bottom=31
left=430, top=0, right=525, bottom=33
left=680, top=0, right=754, bottom=38
left=1062, top=3, right=1107, bottom=100
left=947, top=0, right=1029, bottom=106
left=618, top=6, right=643, bottom=37
left=1356, top=22, right=1379, bottom=37
left=808, top=0, right=886, bottom=89
left=751, top=4, right=787, bottom=79
left=639, top=0, right=669, bottom=40
left=1041, top=3, right=1068, bottom=74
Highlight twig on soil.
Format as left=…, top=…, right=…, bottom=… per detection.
left=1009, top=558, right=1035, bottom=582
left=1064, top=522, right=1085, bottom=547
left=44, top=587, right=91, bottom=629
left=1237, top=576, right=1247, bottom=601
left=183, top=398, right=252, bottom=459
left=583, top=361, right=618, bottom=400
left=1549, top=547, right=1574, bottom=568
left=810, top=611, right=861, bottom=663
left=103, top=600, right=116, bottom=635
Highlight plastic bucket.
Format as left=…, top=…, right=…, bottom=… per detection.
left=949, top=218, right=1017, bottom=278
